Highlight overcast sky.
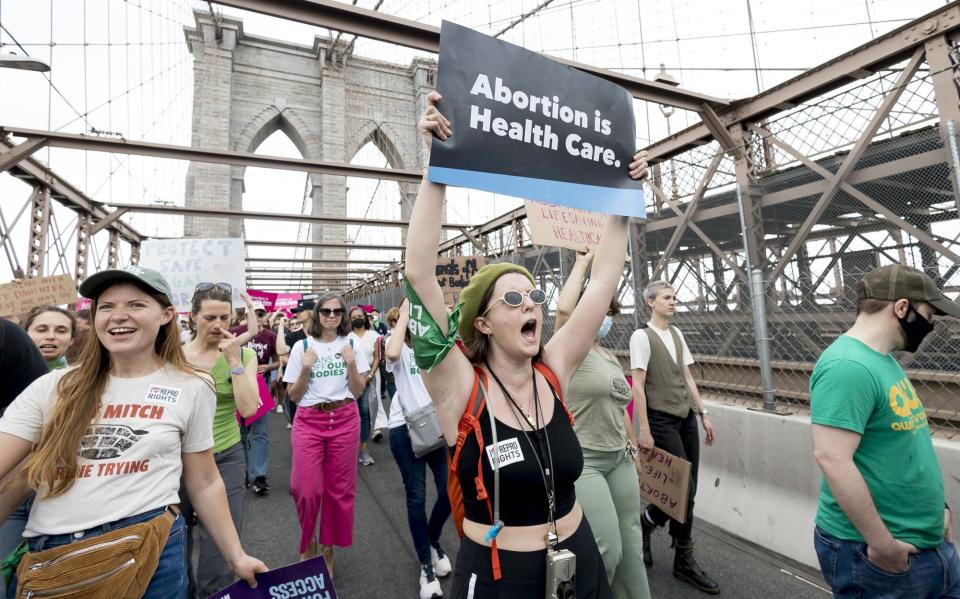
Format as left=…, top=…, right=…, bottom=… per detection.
left=0, top=0, right=948, bottom=286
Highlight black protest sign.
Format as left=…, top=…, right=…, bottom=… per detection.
left=428, top=21, right=644, bottom=218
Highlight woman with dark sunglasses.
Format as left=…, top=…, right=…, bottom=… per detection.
left=404, top=92, right=648, bottom=598
left=282, top=292, right=370, bottom=577
left=182, top=283, right=261, bottom=597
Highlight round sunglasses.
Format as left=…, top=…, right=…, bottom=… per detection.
left=482, top=288, right=547, bottom=316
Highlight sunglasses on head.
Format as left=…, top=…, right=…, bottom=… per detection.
left=318, top=307, right=345, bottom=317
left=482, top=288, right=547, bottom=316
left=195, top=282, right=232, bottom=294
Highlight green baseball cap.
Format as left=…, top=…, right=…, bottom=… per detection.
left=457, top=262, right=535, bottom=347
left=858, top=264, right=960, bottom=318
left=79, top=265, right=174, bottom=304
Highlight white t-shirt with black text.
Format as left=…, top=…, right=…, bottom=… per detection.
left=283, top=335, right=370, bottom=407
left=385, top=340, right=433, bottom=429
left=0, top=366, right=216, bottom=537
left=629, top=322, right=695, bottom=371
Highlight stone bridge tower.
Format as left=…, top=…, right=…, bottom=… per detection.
left=183, top=10, right=433, bottom=267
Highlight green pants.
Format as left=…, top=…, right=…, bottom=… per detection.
left=576, top=447, right=652, bottom=599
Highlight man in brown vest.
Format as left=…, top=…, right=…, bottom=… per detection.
left=629, top=280, right=719, bottom=594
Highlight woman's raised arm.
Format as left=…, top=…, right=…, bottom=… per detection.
left=546, top=151, right=648, bottom=384
left=403, top=92, right=474, bottom=441
left=554, top=251, right=593, bottom=331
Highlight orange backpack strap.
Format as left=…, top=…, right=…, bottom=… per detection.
left=534, top=361, right=574, bottom=426
left=447, top=367, right=503, bottom=580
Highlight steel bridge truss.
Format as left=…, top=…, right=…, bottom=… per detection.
left=2, top=1, right=960, bottom=433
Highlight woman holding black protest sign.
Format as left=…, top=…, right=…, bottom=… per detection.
left=404, top=91, right=648, bottom=599
left=0, top=266, right=265, bottom=598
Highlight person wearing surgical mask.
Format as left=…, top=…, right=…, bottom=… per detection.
left=810, top=265, right=960, bottom=598
left=554, top=251, right=652, bottom=599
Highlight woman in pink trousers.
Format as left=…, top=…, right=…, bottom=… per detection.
left=282, top=292, right=370, bottom=577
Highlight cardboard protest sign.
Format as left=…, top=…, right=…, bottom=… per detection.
left=525, top=200, right=607, bottom=251
left=138, top=238, right=246, bottom=312
left=0, top=275, right=77, bottom=317
left=206, top=556, right=336, bottom=599
left=428, top=21, right=644, bottom=218
left=436, top=256, right=485, bottom=305
left=637, top=446, right=691, bottom=523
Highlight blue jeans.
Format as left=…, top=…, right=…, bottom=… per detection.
left=241, top=415, right=270, bottom=479
left=389, top=425, right=450, bottom=566
left=0, top=495, right=32, bottom=563
left=9, top=507, right=186, bottom=599
left=358, top=384, right=373, bottom=444
left=284, top=393, right=298, bottom=424
left=814, top=526, right=960, bottom=598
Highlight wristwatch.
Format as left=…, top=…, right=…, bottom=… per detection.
left=229, top=364, right=245, bottom=376
left=698, top=408, right=710, bottom=417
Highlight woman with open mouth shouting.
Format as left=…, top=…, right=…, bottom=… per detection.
left=404, top=91, right=648, bottom=599
left=0, top=266, right=265, bottom=599
left=22, top=306, right=77, bottom=372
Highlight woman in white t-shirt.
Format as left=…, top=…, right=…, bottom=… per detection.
left=283, top=292, right=370, bottom=576
left=384, top=300, right=451, bottom=599
left=347, top=306, right=381, bottom=466
left=0, top=266, right=265, bottom=599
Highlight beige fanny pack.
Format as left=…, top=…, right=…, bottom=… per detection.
left=16, top=506, right=177, bottom=599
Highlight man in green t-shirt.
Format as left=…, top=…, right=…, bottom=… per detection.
left=811, top=264, right=960, bottom=598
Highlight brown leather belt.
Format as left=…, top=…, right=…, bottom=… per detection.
left=308, top=398, right=356, bottom=412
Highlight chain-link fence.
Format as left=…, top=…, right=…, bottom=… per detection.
left=351, top=47, right=960, bottom=439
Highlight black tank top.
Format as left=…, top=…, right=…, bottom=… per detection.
left=455, top=371, right=584, bottom=527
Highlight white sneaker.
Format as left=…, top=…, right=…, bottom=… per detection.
left=419, top=565, right=442, bottom=599
left=276, top=404, right=284, bottom=414
left=431, top=546, right=452, bottom=577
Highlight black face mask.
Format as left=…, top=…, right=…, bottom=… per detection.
left=897, top=303, right=934, bottom=353
left=351, top=318, right=367, bottom=329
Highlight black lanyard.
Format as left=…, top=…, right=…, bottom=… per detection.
left=486, top=362, right=559, bottom=541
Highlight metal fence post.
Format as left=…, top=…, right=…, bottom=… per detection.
left=736, top=180, right=782, bottom=413
left=749, top=267, right=777, bottom=411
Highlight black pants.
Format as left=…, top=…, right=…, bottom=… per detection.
left=645, top=408, right=700, bottom=540
left=450, top=518, right=612, bottom=598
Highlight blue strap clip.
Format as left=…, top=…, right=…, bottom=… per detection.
left=485, top=520, right=504, bottom=542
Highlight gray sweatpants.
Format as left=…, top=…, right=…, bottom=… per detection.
left=182, top=442, right=246, bottom=598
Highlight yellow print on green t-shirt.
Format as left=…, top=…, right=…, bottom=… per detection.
left=888, top=378, right=927, bottom=432
left=310, top=353, right=346, bottom=379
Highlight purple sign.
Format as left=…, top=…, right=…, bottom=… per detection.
left=206, top=557, right=336, bottom=599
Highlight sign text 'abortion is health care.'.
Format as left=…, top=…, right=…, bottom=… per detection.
left=139, top=238, right=246, bottom=313
left=206, top=556, right=336, bottom=599
left=428, top=21, right=644, bottom=218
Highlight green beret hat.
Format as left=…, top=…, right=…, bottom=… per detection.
left=457, top=262, right=535, bottom=347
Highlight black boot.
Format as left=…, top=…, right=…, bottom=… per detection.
left=640, top=511, right=654, bottom=567
left=673, top=539, right=721, bottom=594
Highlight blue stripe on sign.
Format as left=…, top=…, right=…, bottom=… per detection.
left=427, top=166, right=646, bottom=219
